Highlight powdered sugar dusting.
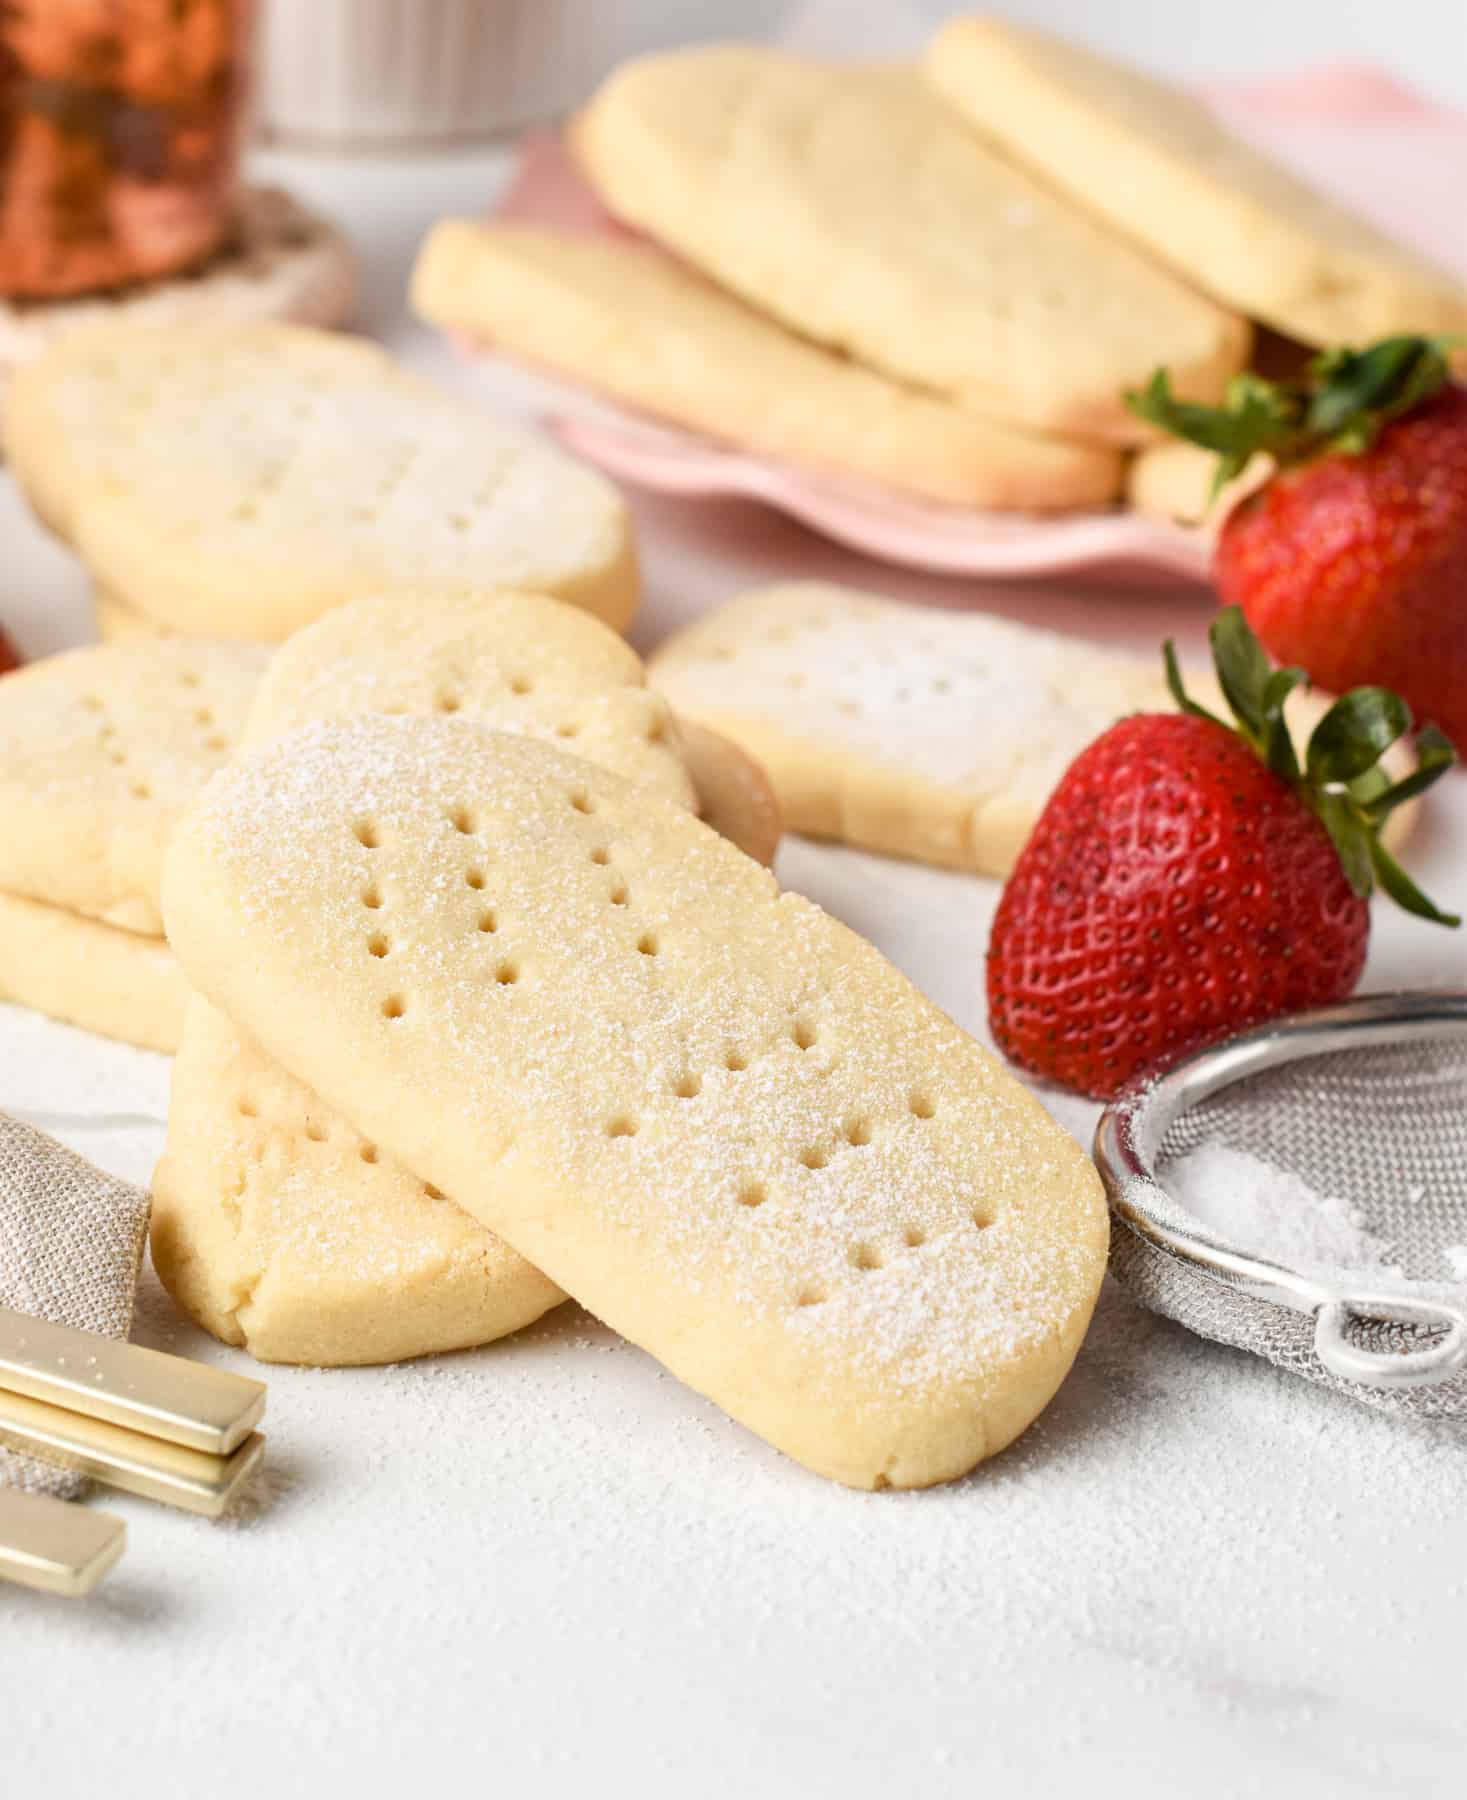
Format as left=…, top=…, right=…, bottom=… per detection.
left=165, top=714, right=1107, bottom=1479
left=1167, top=1142, right=1406, bottom=1279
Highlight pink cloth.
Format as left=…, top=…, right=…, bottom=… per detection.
left=462, top=69, right=1466, bottom=587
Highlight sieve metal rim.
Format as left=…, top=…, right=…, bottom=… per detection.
left=1093, top=990, right=1467, bottom=1392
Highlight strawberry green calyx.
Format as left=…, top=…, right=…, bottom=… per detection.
left=1128, top=334, right=1460, bottom=493
left=1164, top=607, right=1461, bottom=926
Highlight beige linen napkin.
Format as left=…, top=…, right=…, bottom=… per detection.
left=0, top=1113, right=150, bottom=1497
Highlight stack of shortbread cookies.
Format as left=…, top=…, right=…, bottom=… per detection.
left=150, top=589, right=1109, bottom=1490
left=413, top=21, right=1467, bottom=520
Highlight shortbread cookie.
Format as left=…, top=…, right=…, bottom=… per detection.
left=678, top=721, right=782, bottom=871
left=926, top=19, right=1467, bottom=350
left=153, top=589, right=766, bottom=1366
left=93, top=587, right=175, bottom=644
left=0, top=639, right=268, bottom=935
left=5, top=321, right=638, bottom=639
left=412, top=222, right=1122, bottom=510
left=574, top=51, right=1248, bottom=444
left=650, top=584, right=1171, bottom=874
left=152, top=998, right=564, bottom=1364
left=164, top=719, right=1109, bottom=1486
left=0, top=188, right=357, bottom=426
left=0, top=893, right=187, bottom=1052
left=1126, top=442, right=1270, bottom=529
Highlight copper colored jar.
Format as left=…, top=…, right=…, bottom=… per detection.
left=0, top=0, right=251, bottom=299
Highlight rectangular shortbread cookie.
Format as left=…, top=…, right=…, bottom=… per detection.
left=925, top=19, right=1467, bottom=350
left=649, top=583, right=1171, bottom=874
left=0, top=892, right=187, bottom=1052
left=4, top=321, right=638, bottom=640
left=163, top=718, right=1109, bottom=1487
left=412, top=222, right=1122, bottom=511
left=574, top=50, right=1249, bottom=444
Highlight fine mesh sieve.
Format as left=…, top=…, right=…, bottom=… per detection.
left=1094, top=992, right=1467, bottom=1418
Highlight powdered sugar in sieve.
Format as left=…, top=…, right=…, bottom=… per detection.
left=1094, top=991, right=1467, bottom=1417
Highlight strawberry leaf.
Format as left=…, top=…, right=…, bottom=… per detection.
left=1162, top=638, right=1227, bottom=728
left=1360, top=724, right=1459, bottom=818
left=1306, top=687, right=1413, bottom=784
left=1368, top=837, right=1463, bottom=926
left=1128, top=333, right=1457, bottom=480
left=1315, top=793, right=1375, bottom=898
left=1210, top=605, right=1274, bottom=739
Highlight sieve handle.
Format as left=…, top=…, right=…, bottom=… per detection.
left=1313, top=1296, right=1467, bottom=1390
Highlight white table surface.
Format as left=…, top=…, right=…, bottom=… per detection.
left=4, top=145, right=1467, bottom=1800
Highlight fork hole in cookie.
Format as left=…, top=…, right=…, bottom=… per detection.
left=646, top=716, right=666, bottom=745
left=130, top=779, right=152, bottom=801
left=362, top=883, right=384, bottom=909
left=465, top=866, right=487, bottom=891
left=724, top=1050, right=748, bottom=1073
left=606, top=1115, right=638, bottom=1139
left=800, top=1147, right=829, bottom=1171
left=436, top=690, right=462, bottom=715
left=909, top=1092, right=936, bottom=1120
left=850, top=1243, right=883, bottom=1272
left=236, top=1097, right=257, bottom=1118
left=510, top=675, right=534, bottom=697
left=381, top=995, right=406, bottom=1020
left=367, top=932, right=390, bottom=959
left=844, top=1117, right=871, bottom=1148
left=82, top=694, right=103, bottom=714
left=477, top=909, right=498, bottom=935
left=636, top=932, right=658, bottom=957
left=556, top=722, right=581, bottom=740
left=354, top=820, right=380, bottom=850
left=449, top=806, right=476, bottom=836
left=423, top=1183, right=444, bottom=1201
left=589, top=847, right=610, bottom=866
left=179, top=671, right=201, bottom=690
left=903, top=1225, right=927, bottom=1249
left=305, top=1123, right=327, bottom=1143
left=972, top=1208, right=994, bottom=1231
left=737, top=1180, right=766, bottom=1209
left=494, top=960, right=519, bottom=985
left=194, top=707, right=214, bottom=726
left=796, top=1285, right=826, bottom=1309
left=672, top=1073, right=701, bottom=1099
left=609, top=881, right=629, bottom=906
left=359, top=1144, right=379, bottom=1165
left=569, top=787, right=595, bottom=815
left=791, top=1019, right=818, bottom=1050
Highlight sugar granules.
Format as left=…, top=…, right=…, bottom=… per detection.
left=1166, top=1142, right=1407, bottom=1280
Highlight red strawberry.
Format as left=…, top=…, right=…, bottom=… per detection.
left=987, top=609, right=1458, bottom=1100
left=1130, top=337, right=1467, bottom=747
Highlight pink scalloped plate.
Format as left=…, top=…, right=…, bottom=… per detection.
left=457, top=70, right=1465, bottom=585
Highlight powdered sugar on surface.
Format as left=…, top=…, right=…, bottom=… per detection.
left=1166, top=1143, right=1408, bottom=1281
